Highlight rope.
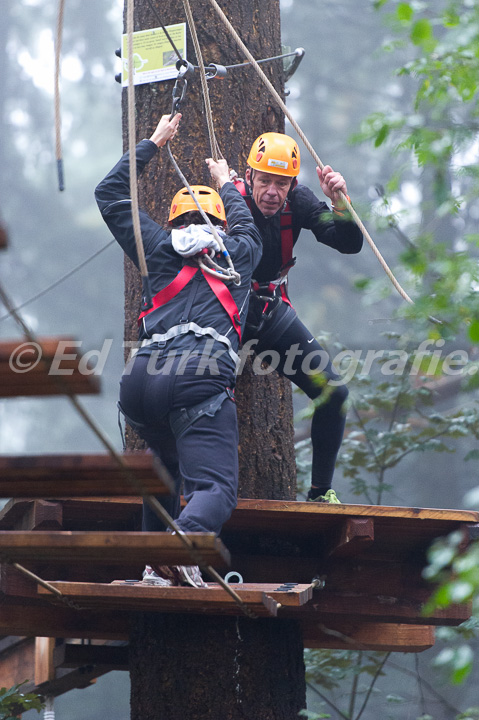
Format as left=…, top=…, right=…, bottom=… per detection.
left=126, top=0, right=152, bottom=310
left=166, top=143, right=240, bottom=284
left=54, top=0, right=65, bottom=191
left=0, top=241, right=115, bottom=324
left=205, top=0, right=415, bottom=308
left=182, top=0, right=222, bottom=161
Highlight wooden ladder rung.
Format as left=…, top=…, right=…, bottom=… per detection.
left=0, top=453, right=173, bottom=498
left=36, top=581, right=314, bottom=617
left=0, top=337, right=101, bottom=397
left=0, top=531, right=230, bottom=568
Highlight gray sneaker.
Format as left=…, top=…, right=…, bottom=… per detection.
left=141, top=565, right=174, bottom=587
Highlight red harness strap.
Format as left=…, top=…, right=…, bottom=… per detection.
left=203, top=272, right=242, bottom=342
left=138, top=264, right=242, bottom=341
left=138, top=265, right=197, bottom=325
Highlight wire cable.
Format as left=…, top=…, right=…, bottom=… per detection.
left=0, top=241, right=115, bottom=324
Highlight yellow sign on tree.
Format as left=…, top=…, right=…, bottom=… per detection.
left=121, top=23, right=187, bottom=86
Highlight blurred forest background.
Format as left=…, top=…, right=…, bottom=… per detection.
left=1, top=0, right=478, bottom=718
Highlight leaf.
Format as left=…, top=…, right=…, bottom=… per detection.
left=410, top=18, right=435, bottom=48
left=397, top=3, right=413, bottom=22
left=375, top=124, right=390, bottom=147
left=468, top=320, right=479, bottom=344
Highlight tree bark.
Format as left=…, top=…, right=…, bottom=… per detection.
left=124, top=2, right=303, bottom=718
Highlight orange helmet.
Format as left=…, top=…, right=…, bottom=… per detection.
left=168, top=185, right=226, bottom=225
left=247, top=133, right=300, bottom=177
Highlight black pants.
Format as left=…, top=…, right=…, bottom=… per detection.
left=119, top=341, right=238, bottom=535
left=246, top=305, right=348, bottom=494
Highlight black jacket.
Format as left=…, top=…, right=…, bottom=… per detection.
left=95, top=140, right=262, bottom=354
left=249, top=183, right=363, bottom=283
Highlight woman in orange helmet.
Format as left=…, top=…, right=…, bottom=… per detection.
left=236, top=131, right=363, bottom=504
left=95, top=113, right=262, bottom=587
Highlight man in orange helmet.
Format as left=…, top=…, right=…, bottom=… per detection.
left=236, top=132, right=363, bottom=503
left=95, top=113, right=262, bottom=587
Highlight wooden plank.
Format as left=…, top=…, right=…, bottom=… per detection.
left=35, top=581, right=314, bottom=617
left=0, top=531, right=231, bottom=568
left=0, top=337, right=101, bottom=398
left=301, top=619, right=435, bottom=652
left=281, top=592, right=472, bottom=626
left=0, top=453, right=173, bottom=498
left=0, top=497, right=142, bottom=531
left=0, top=601, right=130, bottom=640
left=222, top=499, right=479, bottom=559
left=34, top=637, right=55, bottom=685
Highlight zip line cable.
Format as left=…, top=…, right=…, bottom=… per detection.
left=204, top=0, right=418, bottom=311
left=0, top=241, right=115, bottom=324
left=54, top=0, right=65, bottom=191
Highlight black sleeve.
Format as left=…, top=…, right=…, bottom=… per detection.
left=292, top=184, right=363, bottom=254
left=94, top=139, right=169, bottom=268
left=220, top=181, right=263, bottom=269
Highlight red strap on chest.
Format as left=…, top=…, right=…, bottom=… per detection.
left=203, top=272, right=242, bottom=342
left=138, top=264, right=242, bottom=340
left=138, top=265, right=198, bottom=325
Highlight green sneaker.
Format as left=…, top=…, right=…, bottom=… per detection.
left=307, top=488, right=341, bottom=504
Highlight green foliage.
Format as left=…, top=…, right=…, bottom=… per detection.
left=0, top=683, right=43, bottom=719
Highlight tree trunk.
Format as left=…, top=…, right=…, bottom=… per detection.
left=124, top=2, right=303, bottom=718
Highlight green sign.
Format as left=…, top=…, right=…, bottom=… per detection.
left=121, top=23, right=187, bottom=86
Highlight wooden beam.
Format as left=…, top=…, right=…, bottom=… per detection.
left=0, top=497, right=143, bottom=531
left=0, top=453, right=173, bottom=498
left=281, top=592, right=472, bottom=627
left=327, top=517, right=375, bottom=557
left=53, top=642, right=129, bottom=670
left=34, top=637, right=55, bottom=685
left=0, top=602, right=130, bottom=640
left=301, top=619, right=435, bottom=652
left=0, top=337, right=101, bottom=398
left=0, top=531, right=231, bottom=568
left=36, top=581, right=314, bottom=617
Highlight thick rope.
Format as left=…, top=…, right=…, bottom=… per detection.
left=182, top=0, right=222, bottom=161
left=54, top=0, right=65, bottom=191
left=205, top=0, right=415, bottom=307
left=126, top=0, right=150, bottom=284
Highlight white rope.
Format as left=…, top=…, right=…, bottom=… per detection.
left=54, top=0, right=65, bottom=191
left=126, top=0, right=149, bottom=281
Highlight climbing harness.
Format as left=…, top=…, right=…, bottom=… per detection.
left=137, top=263, right=242, bottom=355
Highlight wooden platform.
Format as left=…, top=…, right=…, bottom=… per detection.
left=0, top=453, right=173, bottom=498
left=0, top=531, right=230, bottom=568
left=0, top=337, right=101, bottom=397
left=35, top=581, right=314, bottom=617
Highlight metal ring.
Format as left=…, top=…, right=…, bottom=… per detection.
left=225, top=571, right=243, bottom=584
